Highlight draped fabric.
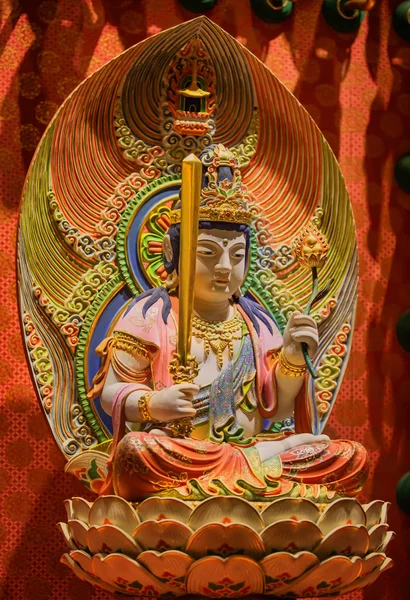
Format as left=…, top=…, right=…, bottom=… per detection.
left=108, top=430, right=369, bottom=502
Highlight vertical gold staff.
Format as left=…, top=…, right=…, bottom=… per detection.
left=168, top=154, right=202, bottom=437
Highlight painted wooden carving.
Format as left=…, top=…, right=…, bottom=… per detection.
left=17, top=17, right=392, bottom=597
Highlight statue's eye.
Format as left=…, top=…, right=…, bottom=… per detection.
left=231, top=248, right=245, bottom=259
left=197, top=247, right=216, bottom=256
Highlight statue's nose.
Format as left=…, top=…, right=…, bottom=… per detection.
left=215, top=252, right=232, bottom=273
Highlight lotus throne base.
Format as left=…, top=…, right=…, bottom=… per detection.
left=59, top=495, right=393, bottom=598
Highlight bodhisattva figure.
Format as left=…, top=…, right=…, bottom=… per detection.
left=87, top=144, right=368, bottom=503
left=18, top=19, right=393, bottom=596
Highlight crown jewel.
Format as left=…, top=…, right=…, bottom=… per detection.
left=169, top=144, right=253, bottom=226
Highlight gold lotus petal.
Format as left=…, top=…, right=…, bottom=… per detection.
left=71, top=497, right=92, bottom=523
left=138, top=550, right=194, bottom=595
left=261, top=551, right=319, bottom=595
left=336, top=554, right=393, bottom=595
left=87, top=524, right=141, bottom=558
left=380, top=556, right=394, bottom=572
left=70, top=549, right=94, bottom=578
left=186, top=556, right=264, bottom=597
left=89, top=494, right=140, bottom=534
left=188, top=496, right=264, bottom=533
left=378, top=531, right=395, bottom=553
left=61, top=553, right=118, bottom=593
left=316, top=498, right=366, bottom=535
left=364, top=500, right=390, bottom=529
left=261, top=497, right=321, bottom=526
left=314, top=524, right=369, bottom=561
left=137, top=497, right=193, bottom=523
left=68, top=519, right=89, bottom=551
left=65, top=449, right=109, bottom=481
left=91, top=552, right=170, bottom=596
left=63, top=499, right=74, bottom=521
left=360, top=552, right=386, bottom=577
left=261, top=520, right=322, bottom=554
left=56, top=522, right=77, bottom=550
left=133, top=519, right=193, bottom=552
left=186, top=522, right=265, bottom=560
left=368, top=523, right=389, bottom=553
left=280, top=555, right=362, bottom=597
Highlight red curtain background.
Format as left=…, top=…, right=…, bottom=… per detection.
left=0, top=0, right=409, bottom=598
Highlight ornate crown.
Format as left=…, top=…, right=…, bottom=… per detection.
left=169, top=144, right=253, bottom=226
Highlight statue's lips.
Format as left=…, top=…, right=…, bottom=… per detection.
left=213, top=278, right=230, bottom=285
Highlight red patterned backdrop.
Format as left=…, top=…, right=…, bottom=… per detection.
left=0, top=0, right=409, bottom=598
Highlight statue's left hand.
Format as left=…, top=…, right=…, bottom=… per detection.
left=282, top=311, right=318, bottom=366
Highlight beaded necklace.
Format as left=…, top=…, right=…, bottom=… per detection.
left=192, top=309, right=244, bottom=369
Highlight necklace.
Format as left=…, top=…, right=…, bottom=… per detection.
left=192, top=310, right=244, bottom=369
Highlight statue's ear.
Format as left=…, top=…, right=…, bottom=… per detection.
left=162, top=234, right=173, bottom=263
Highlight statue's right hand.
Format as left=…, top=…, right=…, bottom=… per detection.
left=148, top=384, right=199, bottom=422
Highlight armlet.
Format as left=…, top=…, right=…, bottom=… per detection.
left=112, top=331, right=152, bottom=384
left=112, top=331, right=151, bottom=360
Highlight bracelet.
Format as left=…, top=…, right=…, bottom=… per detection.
left=138, top=391, right=155, bottom=422
left=278, top=349, right=308, bottom=378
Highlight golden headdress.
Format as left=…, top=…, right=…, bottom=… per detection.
left=169, top=144, right=253, bottom=226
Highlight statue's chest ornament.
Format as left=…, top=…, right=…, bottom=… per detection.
left=192, top=311, right=244, bottom=370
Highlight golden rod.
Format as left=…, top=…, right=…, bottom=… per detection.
left=178, top=153, right=202, bottom=367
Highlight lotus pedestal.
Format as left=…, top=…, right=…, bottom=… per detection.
left=59, top=495, right=393, bottom=597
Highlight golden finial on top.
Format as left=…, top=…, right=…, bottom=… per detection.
left=178, top=58, right=211, bottom=99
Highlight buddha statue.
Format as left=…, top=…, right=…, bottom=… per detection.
left=87, top=144, right=368, bottom=503
left=18, top=19, right=393, bottom=597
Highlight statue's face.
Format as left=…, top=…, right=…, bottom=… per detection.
left=193, top=229, right=247, bottom=303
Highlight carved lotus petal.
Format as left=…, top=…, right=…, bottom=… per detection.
left=57, top=522, right=77, bottom=550
left=71, top=497, right=92, bottom=523
left=261, top=551, right=319, bottom=595
left=186, top=556, right=264, bottom=597
left=137, top=497, right=192, bottom=524
left=87, top=524, right=141, bottom=557
left=64, top=449, right=109, bottom=488
left=364, top=500, right=390, bottom=529
left=68, top=519, right=89, bottom=551
left=337, top=553, right=392, bottom=594
left=89, top=495, right=140, bottom=535
left=314, top=525, right=369, bottom=561
left=316, top=498, right=366, bottom=535
left=188, top=496, right=264, bottom=533
left=186, top=522, right=265, bottom=560
left=368, top=524, right=389, bottom=553
left=133, top=520, right=193, bottom=552
left=64, top=499, right=74, bottom=521
left=91, top=553, right=170, bottom=596
left=261, top=520, right=323, bottom=554
left=280, top=555, right=362, bottom=597
left=379, top=531, right=395, bottom=553
left=61, top=553, right=118, bottom=593
left=358, top=552, right=386, bottom=579
left=138, top=550, right=195, bottom=595
left=70, top=549, right=94, bottom=578
left=261, top=498, right=321, bottom=526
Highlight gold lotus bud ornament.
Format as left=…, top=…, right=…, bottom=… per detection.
left=292, top=222, right=331, bottom=379
left=292, top=222, right=329, bottom=270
